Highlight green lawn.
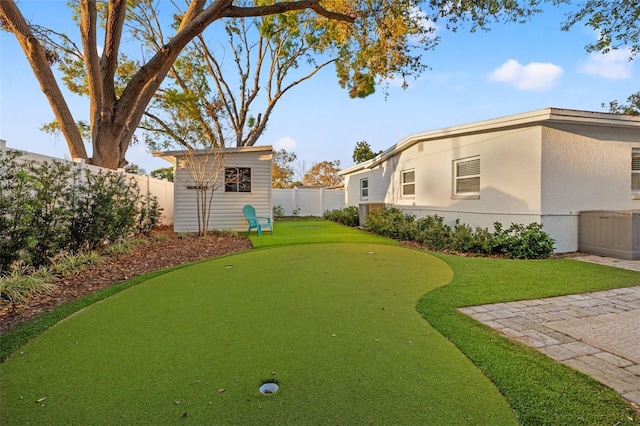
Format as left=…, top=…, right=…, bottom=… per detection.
left=0, top=224, right=517, bottom=425
left=1, top=219, right=638, bottom=425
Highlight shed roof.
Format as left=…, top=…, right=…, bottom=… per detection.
left=153, top=145, right=273, bottom=165
left=339, top=108, right=640, bottom=176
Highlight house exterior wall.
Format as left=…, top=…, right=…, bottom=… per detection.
left=540, top=125, right=640, bottom=252
left=348, top=127, right=545, bottom=232
left=344, top=165, right=391, bottom=206
left=173, top=148, right=272, bottom=232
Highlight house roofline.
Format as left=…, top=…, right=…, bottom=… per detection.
left=153, top=145, right=273, bottom=164
left=339, top=108, right=640, bottom=175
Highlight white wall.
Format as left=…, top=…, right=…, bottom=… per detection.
left=273, top=187, right=345, bottom=216
left=173, top=148, right=272, bottom=232
left=0, top=140, right=174, bottom=225
left=540, top=125, right=640, bottom=252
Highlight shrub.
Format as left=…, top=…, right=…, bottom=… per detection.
left=0, top=150, right=161, bottom=272
left=364, top=208, right=416, bottom=240
left=494, top=222, right=555, bottom=259
left=353, top=206, right=555, bottom=259
left=273, top=205, right=285, bottom=218
left=322, top=206, right=359, bottom=227
left=415, top=215, right=451, bottom=251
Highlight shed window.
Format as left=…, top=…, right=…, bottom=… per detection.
left=402, top=170, right=415, bottom=197
left=360, top=178, right=369, bottom=200
left=454, top=157, right=480, bottom=196
left=225, top=167, right=251, bottom=192
left=633, top=149, right=640, bottom=192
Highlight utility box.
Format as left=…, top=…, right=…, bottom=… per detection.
left=359, top=203, right=386, bottom=227
left=579, top=210, right=640, bottom=260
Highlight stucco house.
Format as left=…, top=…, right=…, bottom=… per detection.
left=339, top=108, right=640, bottom=254
left=155, top=146, right=273, bottom=232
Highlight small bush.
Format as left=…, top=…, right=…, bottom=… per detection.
left=351, top=207, right=554, bottom=259
left=364, top=208, right=416, bottom=240
left=494, top=222, right=555, bottom=259
left=0, top=150, right=161, bottom=274
left=415, top=215, right=451, bottom=251
left=322, top=206, right=359, bottom=227
left=273, top=205, right=285, bottom=218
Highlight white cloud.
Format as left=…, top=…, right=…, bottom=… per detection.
left=578, top=48, right=633, bottom=79
left=488, top=59, right=564, bottom=90
left=273, top=136, right=297, bottom=151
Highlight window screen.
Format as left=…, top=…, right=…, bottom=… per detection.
left=454, top=157, right=480, bottom=195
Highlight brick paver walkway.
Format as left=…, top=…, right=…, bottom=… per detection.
left=459, top=286, right=640, bottom=408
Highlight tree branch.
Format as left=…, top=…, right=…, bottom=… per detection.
left=79, top=0, right=101, bottom=143
left=223, top=1, right=355, bottom=23
left=0, top=0, right=87, bottom=160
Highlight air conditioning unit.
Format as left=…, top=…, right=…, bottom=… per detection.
left=358, top=203, right=386, bottom=227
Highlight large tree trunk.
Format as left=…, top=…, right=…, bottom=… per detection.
left=2, top=0, right=353, bottom=169
left=0, top=1, right=88, bottom=161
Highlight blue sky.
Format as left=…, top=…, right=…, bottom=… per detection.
left=1, top=1, right=637, bottom=175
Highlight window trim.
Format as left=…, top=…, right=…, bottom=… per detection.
left=452, top=156, right=480, bottom=200
left=401, top=169, right=415, bottom=198
left=224, top=167, right=252, bottom=193
left=360, top=178, right=369, bottom=200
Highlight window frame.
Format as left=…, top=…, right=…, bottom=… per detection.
left=224, top=167, right=252, bottom=193
left=452, top=156, right=480, bottom=199
left=360, top=178, right=369, bottom=200
left=401, top=169, right=415, bottom=198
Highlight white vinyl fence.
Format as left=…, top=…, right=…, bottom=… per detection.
left=273, top=187, right=344, bottom=217
left=0, top=140, right=174, bottom=225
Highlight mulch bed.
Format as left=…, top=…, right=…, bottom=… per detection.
left=0, top=227, right=253, bottom=334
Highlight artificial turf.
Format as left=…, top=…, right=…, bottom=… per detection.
left=0, top=242, right=518, bottom=425
left=2, top=219, right=638, bottom=424
left=418, top=254, right=640, bottom=425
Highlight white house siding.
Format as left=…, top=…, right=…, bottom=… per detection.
left=347, top=127, right=545, bottom=232
left=172, top=147, right=272, bottom=232
left=344, top=166, right=391, bottom=206
left=540, top=125, right=640, bottom=252
left=340, top=109, right=640, bottom=254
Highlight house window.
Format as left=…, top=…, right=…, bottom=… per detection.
left=454, top=157, right=480, bottom=196
left=360, top=178, right=369, bottom=200
left=633, top=149, right=640, bottom=193
left=402, top=169, right=415, bottom=197
left=225, top=167, right=251, bottom=192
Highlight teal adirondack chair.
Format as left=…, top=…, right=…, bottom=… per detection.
left=242, top=205, right=273, bottom=236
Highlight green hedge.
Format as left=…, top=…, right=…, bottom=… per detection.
left=324, top=207, right=555, bottom=259
left=0, top=150, right=161, bottom=272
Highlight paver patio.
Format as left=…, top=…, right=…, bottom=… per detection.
left=460, top=285, right=640, bottom=407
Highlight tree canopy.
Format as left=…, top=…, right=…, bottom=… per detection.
left=1, top=0, right=434, bottom=168
left=2, top=0, right=638, bottom=169
left=352, top=140, right=380, bottom=163
left=303, top=160, right=343, bottom=187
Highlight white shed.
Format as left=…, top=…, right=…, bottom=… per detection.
left=340, top=108, right=640, bottom=253
left=156, top=146, right=273, bottom=233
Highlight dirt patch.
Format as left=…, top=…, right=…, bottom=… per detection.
left=0, top=227, right=252, bottom=334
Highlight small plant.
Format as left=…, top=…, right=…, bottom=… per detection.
left=0, top=266, right=54, bottom=302
left=292, top=206, right=301, bottom=216
left=154, top=234, right=169, bottom=242
left=273, top=204, right=285, bottom=218
left=322, top=206, right=359, bottom=227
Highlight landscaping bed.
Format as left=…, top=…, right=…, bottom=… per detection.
left=0, top=227, right=252, bottom=334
